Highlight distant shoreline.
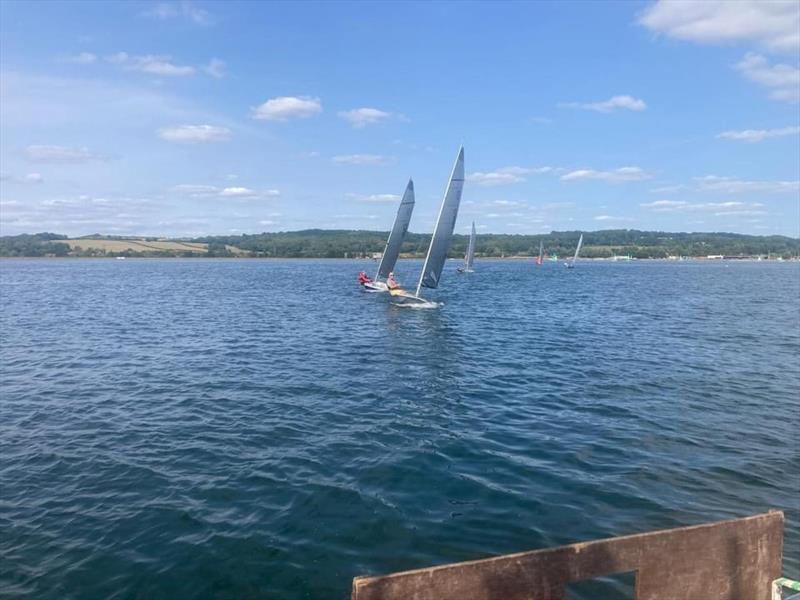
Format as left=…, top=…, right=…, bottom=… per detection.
left=2, top=256, right=797, bottom=262
left=2, top=230, right=798, bottom=260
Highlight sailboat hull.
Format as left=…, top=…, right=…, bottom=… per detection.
left=389, top=289, right=440, bottom=308
left=362, top=281, right=389, bottom=292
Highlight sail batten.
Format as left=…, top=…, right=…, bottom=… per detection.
left=375, top=179, right=415, bottom=280
left=416, top=147, right=465, bottom=296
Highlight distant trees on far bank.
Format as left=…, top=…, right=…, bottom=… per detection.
left=1, top=230, right=798, bottom=259
left=194, top=229, right=800, bottom=260
left=0, top=233, right=70, bottom=257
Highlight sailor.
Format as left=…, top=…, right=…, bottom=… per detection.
left=358, top=271, right=371, bottom=285
left=387, top=272, right=400, bottom=290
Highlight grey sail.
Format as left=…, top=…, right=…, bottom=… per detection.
left=376, top=179, right=415, bottom=280
left=465, top=221, right=476, bottom=269
left=416, top=147, right=465, bottom=295
left=572, top=233, right=583, bottom=263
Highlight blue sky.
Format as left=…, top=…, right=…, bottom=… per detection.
left=1, top=0, right=798, bottom=237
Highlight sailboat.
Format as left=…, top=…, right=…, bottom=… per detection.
left=391, top=147, right=465, bottom=307
left=565, top=233, right=583, bottom=268
left=535, top=240, right=544, bottom=266
left=362, top=179, right=415, bottom=292
left=457, top=221, right=476, bottom=273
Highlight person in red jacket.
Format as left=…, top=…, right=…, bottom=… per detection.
left=358, top=271, right=372, bottom=285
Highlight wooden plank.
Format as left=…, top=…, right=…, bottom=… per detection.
left=352, top=511, right=784, bottom=600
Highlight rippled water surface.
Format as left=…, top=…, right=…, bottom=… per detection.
left=1, top=258, right=798, bottom=598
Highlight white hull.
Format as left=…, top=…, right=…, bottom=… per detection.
left=389, top=289, right=440, bottom=308
left=362, top=281, right=389, bottom=292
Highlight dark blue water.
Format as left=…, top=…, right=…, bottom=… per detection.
left=1, top=259, right=798, bottom=598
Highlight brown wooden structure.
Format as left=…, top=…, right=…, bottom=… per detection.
left=352, top=511, right=784, bottom=600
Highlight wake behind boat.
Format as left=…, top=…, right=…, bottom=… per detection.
left=392, top=146, right=465, bottom=307
left=359, top=179, right=415, bottom=292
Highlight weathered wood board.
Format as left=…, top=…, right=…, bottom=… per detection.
left=352, top=511, right=784, bottom=600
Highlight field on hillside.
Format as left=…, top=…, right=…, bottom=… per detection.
left=67, top=239, right=208, bottom=253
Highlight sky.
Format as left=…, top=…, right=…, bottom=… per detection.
left=0, top=0, right=799, bottom=238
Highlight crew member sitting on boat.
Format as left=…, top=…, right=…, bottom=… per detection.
left=358, top=271, right=372, bottom=285
left=387, top=272, right=400, bottom=290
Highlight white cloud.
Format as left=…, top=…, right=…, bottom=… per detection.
left=694, top=175, right=799, bottom=193
left=338, top=107, right=393, bottom=128
left=714, top=209, right=768, bottom=217
left=346, top=193, right=401, bottom=203
left=735, top=53, right=800, bottom=101
left=142, top=2, right=213, bottom=25
left=467, top=166, right=552, bottom=186
left=560, top=95, right=647, bottom=113
left=106, top=52, right=196, bottom=76
left=171, top=184, right=219, bottom=196
left=220, top=187, right=259, bottom=198
left=640, top=199, right=768, bottom=217
left=492, top=200, right=523, bottom=206
left=204, top=58, right=225, bottom=79
left=172, top=184, right=279, bottom=199
left=158, top=124, right=232, bottom=142
left=645, top=177, right=799, bottom=197
left=332, top=154, right=392, bottom=166
left=639, top=200, right=689, bottom=211
left=251, top=96, right=322, bottom=121
left=594, top=215, right=634, bottom=221
left=23, top=173, right=43, bottom=184
left=639, top=0, right=800, bottom=53
left=717, top=126, right=800, bottom=142
left=0, top=172, right=44, bottom=184
left=561, top=166, right=651, bottom=182
left=25, top=145, right=103, bottom=162
left=134, top=56, right=195, bottom=77
left=105, top=52, right=130, bottom=65
left=649, top=184, right=687, bottom=194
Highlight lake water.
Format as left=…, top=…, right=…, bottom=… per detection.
left=1, top=258, right=798, bottom=599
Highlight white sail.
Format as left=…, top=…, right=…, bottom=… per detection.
left=375, top=179, right=415, bottom=280
left=464, top=221, right=476, bottom=269
left=572, top=233, right=583, bottom=264
left=416, top=146, right=465, bottom=295
left=538, top=240, right=544, bottom=263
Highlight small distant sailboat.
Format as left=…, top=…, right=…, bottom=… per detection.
left=535, top=240, right=544, bottom=266
left=361, top=179, right=415, bottom=292
left=457, top=221, right=476, bottom=273
left=566, top=233, right=583, bottom=269
left=391, top=147, right=465, bottom=307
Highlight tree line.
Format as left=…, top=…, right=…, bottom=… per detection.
left=197, top=229, right=800, bottom=259
left=1, top=230, right=798, bottom=258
